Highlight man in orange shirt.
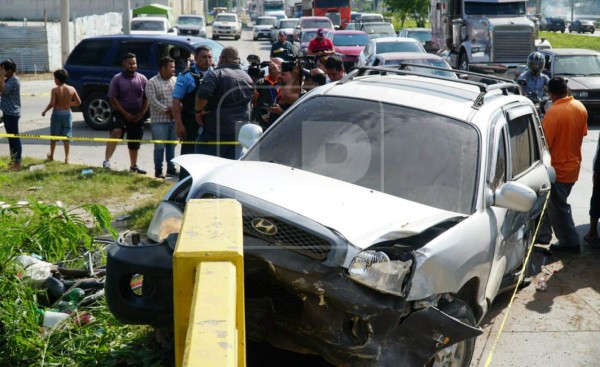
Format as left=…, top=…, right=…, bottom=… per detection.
left=539, top=76, right=588, bottom=252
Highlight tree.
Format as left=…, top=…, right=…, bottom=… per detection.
left=385, top=0, right=429, bottom=27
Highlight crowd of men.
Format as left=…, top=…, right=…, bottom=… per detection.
left=96, top=30, right=346, bottom=180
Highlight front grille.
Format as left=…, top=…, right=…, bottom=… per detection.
left=492, top=29, right=533, bottom=63
left=242, top=206, right=332, bottom=260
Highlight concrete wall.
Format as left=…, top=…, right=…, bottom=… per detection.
left=0, top=0, right=170, bottom=20
left=0, top=0, right=206, bottom=20
left=0, top=13, right=123, bottom=72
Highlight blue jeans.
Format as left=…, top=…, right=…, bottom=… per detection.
left=538, top=181, right=580, bottom=247
left=150, top=122, right=176, bottom=172
left=3, top=114, right=21, bottom=163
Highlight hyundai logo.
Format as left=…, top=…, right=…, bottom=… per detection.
left=251, top=218, right=278, bottom=236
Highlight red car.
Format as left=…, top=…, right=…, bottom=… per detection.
left=326, top=30, right=370, bottom=70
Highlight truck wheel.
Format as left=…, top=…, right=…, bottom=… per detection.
left=212, top=35, right=219, bottom=40
left=427, top=298, right=476, bottom=367
left=82, top=91, right=112, bottom=130
left=235, top=35, right=241, bottom=40
left=458, top=51, right=469, bottom=71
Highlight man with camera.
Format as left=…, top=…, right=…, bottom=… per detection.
left=270, top=30, right=294, bottom=61
left=252, top=61, right=280, bottom=130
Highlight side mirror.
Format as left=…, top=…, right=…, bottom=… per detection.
left=488, top=181, right=537, bottom=212
left=238, top=123, right=263, bottom=150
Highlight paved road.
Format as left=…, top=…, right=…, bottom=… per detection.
left=4, top=29, right=600, bottom=367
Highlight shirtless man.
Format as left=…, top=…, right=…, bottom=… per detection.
left=42, top=68, right=81, bottom=163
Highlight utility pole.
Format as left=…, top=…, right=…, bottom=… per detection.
left=123, top=0, right=131, bottom=35
left=60, top=0, right=69, bottom=66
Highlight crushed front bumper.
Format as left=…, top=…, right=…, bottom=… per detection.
left=105, top=235, right=482, bottom=366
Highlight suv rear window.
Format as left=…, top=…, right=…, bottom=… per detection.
left=112, top=41, right=153, bottom=68
left=68, top=40, right=113, bottom=66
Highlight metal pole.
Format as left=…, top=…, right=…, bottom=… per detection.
left=123, top=0, right=131, bottom=35
left=60, top=0, right=69, bottom=66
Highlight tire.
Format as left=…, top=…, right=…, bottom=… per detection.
left=235, top=35, right=241, bottom=40
left=253, top=36, right=257, bottom=40
left=458, top=51, right=469, bottom=71
left=82, top=91, right=112, bottom=130
left=212, top=35, right=218, bottom=40
left=427, top=298, right=476, bottom=367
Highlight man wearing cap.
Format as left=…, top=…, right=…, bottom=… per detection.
left=308, top=28, right=334, bottom=57
left=270, top=31, right=294, bottom=61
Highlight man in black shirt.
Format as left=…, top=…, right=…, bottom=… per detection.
left=270, top=30, right=294, bottom=61
left=194, top=47, right=254, bottom=159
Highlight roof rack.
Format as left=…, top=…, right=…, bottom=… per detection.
left=340, top=64, right=521, bottom=109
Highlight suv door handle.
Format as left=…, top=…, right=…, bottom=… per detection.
left=539, top=184, right=551, bottom=194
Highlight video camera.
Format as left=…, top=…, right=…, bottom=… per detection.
left=283, top=54, right=319, bottom=72
left=246, top=54, right=270, bottom=79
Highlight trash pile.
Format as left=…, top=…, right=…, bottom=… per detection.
left=15, top=245, right=107, bottom=336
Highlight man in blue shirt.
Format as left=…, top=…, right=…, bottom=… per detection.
left=172, top=45, right=214, bottom=179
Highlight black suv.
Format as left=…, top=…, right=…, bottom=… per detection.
left=64, top=35, right=223, bottom=130
left=545, top=17, right=566, bottom=33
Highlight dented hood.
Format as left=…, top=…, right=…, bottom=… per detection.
left=176, top=155, right=465, bottom=249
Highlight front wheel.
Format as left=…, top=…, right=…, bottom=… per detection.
left=458, top=51, right=469, bottom=71
left=82, top=91, right=112, bottom=130
left=427, top=298, right=476, bottom=367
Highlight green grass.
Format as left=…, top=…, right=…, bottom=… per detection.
left=0, top=157, right=169, bottom=231
left=0, top=157, right=172, bottom=366
left=538, top=31, right=600, bottom=51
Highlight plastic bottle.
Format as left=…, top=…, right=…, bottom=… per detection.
left=63, top=288, right=86, bottom=303
left=42, top=310, right=70, bottom=328
left=535, top=276, right=547, bottom=291
left=16, top=255, right=52, bottom=287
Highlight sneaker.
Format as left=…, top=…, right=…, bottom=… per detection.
left=166, top=168, right=178, bottom=177
left=155, top=170, right=165, bottom=179
left=102, top=160, right=111, bottom=169
left=130, top=165, right=147, bottom=174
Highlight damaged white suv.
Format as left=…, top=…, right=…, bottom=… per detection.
left=106, top=66, right=554, bottom=366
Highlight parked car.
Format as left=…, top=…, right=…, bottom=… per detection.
left=545, top=17, right=566, bottom=33
left=253, top=16, right=277, bottom=40
left=568, top=19, right=596, bottom=33
left=64, top=35, right=223, bottom=130
left=398, top=27, right=437, bottom=53
left=270, top=18, right=300, bottom=42
left=360, top=22, right=397, bottom=39
left=540, top=48, right=600, bottom=114
left=292, top=28, right=319, bottom=57
left=365, top=52, right=457, bottom=78
left=130, top=17, right=175, bottom=35
left=106, top=65, right=553, bottom=367
left=212, top=12, right=242, bottom=40
left=326, top=30, right=370, bottom=70
left=174, top=14, right=207, bottom=37
left=294, top=16, right=334, bottom=41
left=357, top=36, right=426, bottom=66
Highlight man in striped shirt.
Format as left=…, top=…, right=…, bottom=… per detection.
left=146, top=57, right=177, bottom=179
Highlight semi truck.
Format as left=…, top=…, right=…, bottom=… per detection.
left=431, top=0, right=535, bottom=76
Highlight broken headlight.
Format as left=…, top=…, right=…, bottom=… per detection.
left=347, top=250, right=412, bottom=297
left=146, top=201, right=184, bottom=243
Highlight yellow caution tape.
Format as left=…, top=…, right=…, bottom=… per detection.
left=0, top=133, right=238, bottom=145
left=483, top=191, right=550, bottom=367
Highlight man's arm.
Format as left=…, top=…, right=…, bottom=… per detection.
left=172, top=97, right=187, bottom=139
left=0, top=66, right=6, bottom=95
left=42, top=88, right=57, bottom=116
left=194, top=97, right=209, bottom=125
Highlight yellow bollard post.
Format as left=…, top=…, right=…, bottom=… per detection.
left=172, top=199, right=245, bottom=367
